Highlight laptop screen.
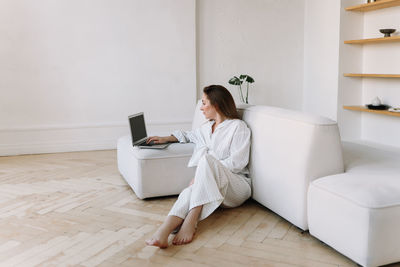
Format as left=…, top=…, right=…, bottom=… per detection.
left=129, top=113, right=147, bottom=143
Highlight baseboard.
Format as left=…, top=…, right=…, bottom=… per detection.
left=0, top=121, right=191, bottom=156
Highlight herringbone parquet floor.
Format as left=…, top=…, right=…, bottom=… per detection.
left=0, top=150, right=397, bottom=267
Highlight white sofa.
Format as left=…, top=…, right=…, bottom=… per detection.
left=117, top=103, right=400, bottom=266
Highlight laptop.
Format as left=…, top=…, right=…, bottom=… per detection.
left=128, top=112, right=170, bottom=149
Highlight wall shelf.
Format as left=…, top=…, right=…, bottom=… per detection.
left=344, top=35, right=400, bottom=44
left=344, top=73, right=400, bottom=78
left=346, top=0, right=400, bottom=12
left=343, top=105, right=400, bottom=117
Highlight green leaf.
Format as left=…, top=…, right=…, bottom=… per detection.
left=239, top=75, right=255, bottom=83
left=228, top=76, right=242, bottom=85
left=245, top=75, right=255, bottom=83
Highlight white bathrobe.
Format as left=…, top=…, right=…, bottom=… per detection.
left=170, top=119, right=251, bottom=221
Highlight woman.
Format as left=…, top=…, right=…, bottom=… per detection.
left=145, top=85, right=251, bottom=248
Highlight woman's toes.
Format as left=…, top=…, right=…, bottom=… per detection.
left=172, top=231, right=194, bottom=245
left=172, top=236, right=180, bottom=245
left=145, top=237, right=168, bottom=248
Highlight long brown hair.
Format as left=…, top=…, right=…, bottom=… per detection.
left=203, top=85, right=239, bottom=120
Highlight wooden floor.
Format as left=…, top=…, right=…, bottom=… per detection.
left=0, top=150, right=397, bottom=267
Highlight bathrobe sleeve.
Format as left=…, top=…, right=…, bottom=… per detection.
left=173, top=122, right=210, bottom=167
left=172, top=129, right=199, bottom=144
left=219, top=122, right=251, bottom=174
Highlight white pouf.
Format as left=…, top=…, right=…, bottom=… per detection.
left=308, top=142, right=400, bottom=267
left=117, top=135, right=195, bottom=199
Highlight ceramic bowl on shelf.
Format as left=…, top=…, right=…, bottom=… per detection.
left=379, top=28, right=396, bottom=37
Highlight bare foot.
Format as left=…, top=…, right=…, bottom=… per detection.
left=145, top=215, right=184, bottom=249
left=145, top=228, right=169, bottom=249
left=172, top=205, right=202, bottom=245
left=172, top=223, right=196, bottom=245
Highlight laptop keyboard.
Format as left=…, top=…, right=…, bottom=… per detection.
left=135, top=140, right=169, bottom=149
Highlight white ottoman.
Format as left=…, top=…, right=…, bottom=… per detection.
left=117, top=135, right=195, bottom=199
left=308, top=143, right=400, bottom=267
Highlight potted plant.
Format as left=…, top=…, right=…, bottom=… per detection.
left=228, top=74, right=255, bottom=104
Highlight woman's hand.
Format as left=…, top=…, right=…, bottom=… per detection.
left=189, top=178, right=195, bottom=186
left=146, top=135, right=178, bottom=144
left=146, top=136, right=168, bottom=144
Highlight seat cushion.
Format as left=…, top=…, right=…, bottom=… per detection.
left=119, top=135, right=194, bottom=159
left=310, top=142, right=400, bottom=209
left=311, top=173, right=400, bottom=209
left=342, top=141, right=400, bottom=175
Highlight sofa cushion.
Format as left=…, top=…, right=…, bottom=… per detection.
left=245, top=105, right=336, bottom=125
left=242, top=105, right=343, bottom=230
left=312, top=142, right=400, bottom=209
left=119, top=135, right=194, bottom=160
left=343, top=141, right=400, bottom=175
left=311, top=173, right=400, bottom=209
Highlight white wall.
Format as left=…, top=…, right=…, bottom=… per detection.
left=197, top=0, right=305, bottom=109
left=303, top=0, right=341, bottom=120
left=337, top=0, right=363, bottom=141
left=0, top=0, right=196, bottom=156
left=6, top=0, right=398, bottom=155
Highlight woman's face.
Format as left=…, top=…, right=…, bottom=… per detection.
left=200, top=94, right=218, bottom=120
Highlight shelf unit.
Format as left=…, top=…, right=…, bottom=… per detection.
left=343, top=106, right=400, bottom=117
left=344, top=35, right=400, bottom=44
left=346, top=0, right=400, bottom=12
left=343, top=1, right=400, bottom=119
left=343, top=73, right=400, bottom=78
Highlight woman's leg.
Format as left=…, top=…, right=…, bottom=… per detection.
left=147, top=154, right=250, bottom=248
left=172, top=205, right=203, bottom=245
left=172, top=154, right=234, bottom=245
left=146, top=186, right=193, bottom=248
left=187, top=154, right=230, bottom=221
left=145, top=215, right=183, bottom=248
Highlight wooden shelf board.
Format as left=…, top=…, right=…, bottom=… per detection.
left=344, top=35, right=400, bottom=44
left=346, top=0, right=400, bottom=12
left=344, top=73, right=400, bottom=78
left=343, top=105, right=400, bottom=117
